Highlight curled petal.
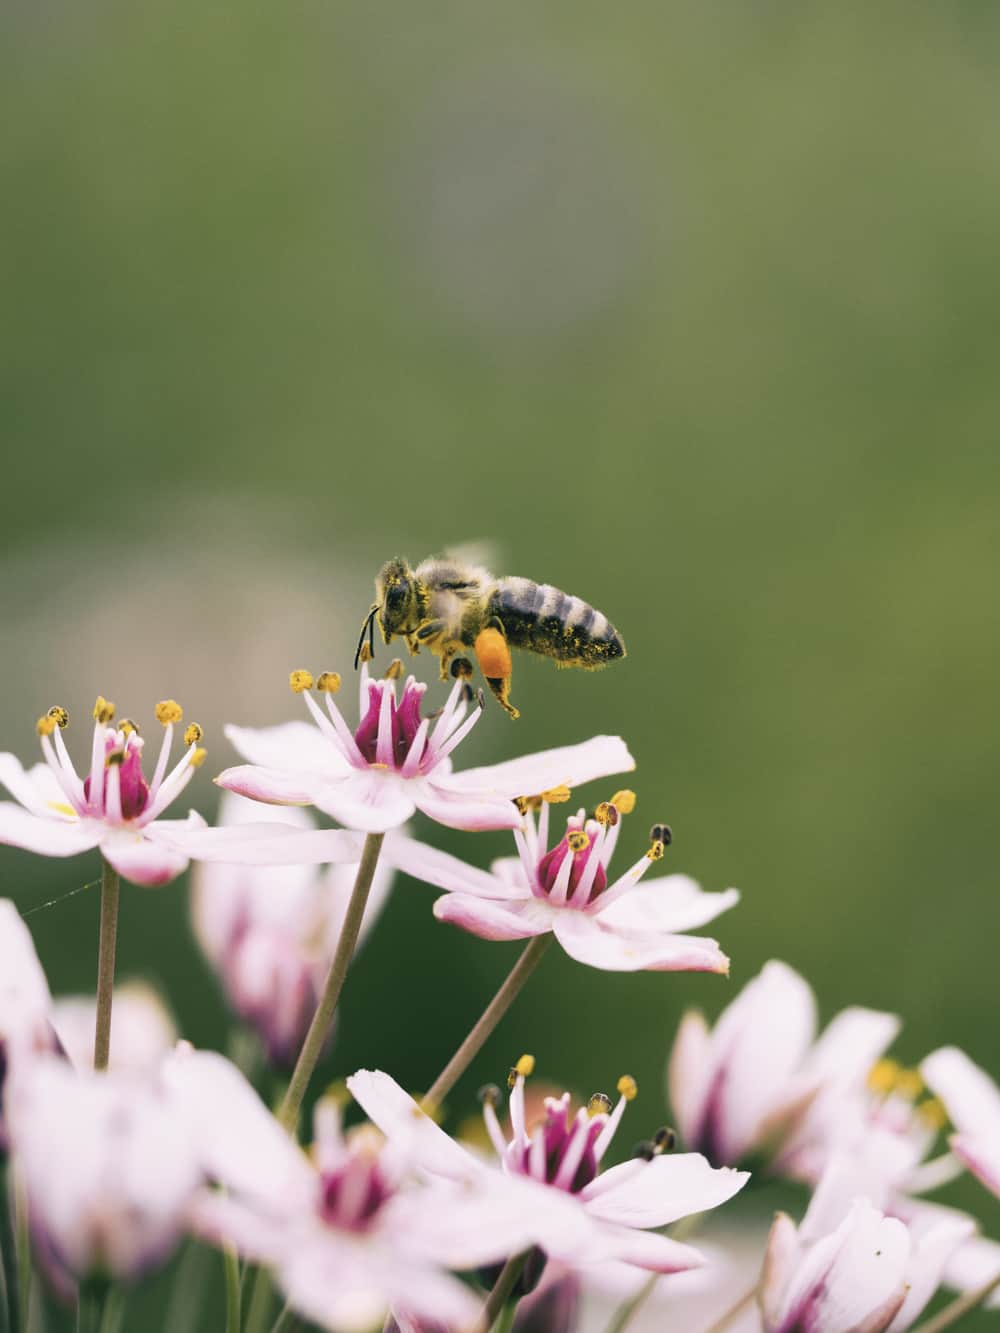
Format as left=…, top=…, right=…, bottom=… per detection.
left=215, top=764, right=317, bottom=807
left=551, top=911, right=730, bottom=973
left=433, top=893, right=553, bottom=942
left=581, top=1154, right=749, bottom=1230
left=413, top=782, right=522, bottom=832
left=0, top=803, right=100, bottom=858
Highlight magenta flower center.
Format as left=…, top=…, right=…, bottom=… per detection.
left=318, top=1158, right=392, bottom=1233
left=353, top=681, right=425, bottom=769
left=82, top=737, right=150, bottom=820
left=514, top=1102, right=603, bottom=1194
left=535, top=831, right=607, bottom=904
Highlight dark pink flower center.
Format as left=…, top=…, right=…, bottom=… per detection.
left=353, top=681, right=425, bottom=768
left=515, top=1101, right=603, bottom=1194
left=535, top=832, right=607, bottom=904
left=82, top=737, right=149, bottom=820
left=319, top=1158, right=392, bottom=1232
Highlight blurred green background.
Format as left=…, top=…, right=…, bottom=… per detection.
left=3, top=0, right=1000, bottom=1326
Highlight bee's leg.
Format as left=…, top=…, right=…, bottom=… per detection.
left=405, top=632, right=421, bottom=655
left=437, top=641, right=461, bottom=682
left=474, top=620, right=520, bottom=719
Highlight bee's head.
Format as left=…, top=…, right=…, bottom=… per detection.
left=374, top=558, right=424, bottom=640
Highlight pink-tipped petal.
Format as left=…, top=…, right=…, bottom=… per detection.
left=595, top=1226, right=707, bottom=1274
left=414, top=783, right=521, bottom=832
left=0, top=803, right=101, bottom=857
left=387, top=834, right=521, bottom=899
left=433, top=893, right=553, bottom=942
left=100, top=831, right=190, bottom=887
left=950, top=1133, right=1000, bottom=1200
left=580, top=1155, right=749, bottom=1229
left=551, top=912, right=730, bottom=974
left=225, top=722, right=346, bottom=774
left=215, top=764, right=317, bottom=806
left=453, top=736, right=635, bottom=798
left=595, top=875, right=740, bottom=934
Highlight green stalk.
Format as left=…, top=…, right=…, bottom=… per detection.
left=477, top=1252, right=529, bottom=1333
left=223, top=1244, right=240, bottom=1333
left=0, top=1161, right=20, bottom=1333
left=93, top=860, right=120, bottom=1071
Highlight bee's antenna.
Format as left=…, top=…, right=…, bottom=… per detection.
left=354, top=605, right=379, bottom=671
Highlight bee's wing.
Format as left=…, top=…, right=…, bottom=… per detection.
left=438, top=539, right=502, bottom=578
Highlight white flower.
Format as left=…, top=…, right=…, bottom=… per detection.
left=217, top=664, right=634, bottom=834
left=0, top=900, right=55, bottom=1146
left=922, top=1045, right=1000, bottom=1203
left=391, top=794, right=737, bottom=973
left=348, top=1060, right=749, bottom=1283
left=192, top=793, right=393, bottom=1065
left=50, top=982, right=176, bottom=1075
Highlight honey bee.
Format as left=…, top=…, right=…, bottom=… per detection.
left=356, top=554, right=626, bottom=718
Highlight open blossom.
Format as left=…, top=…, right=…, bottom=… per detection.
left=192, top=793, right=394, bottom=1065
left=7, top=1052, right=203, bottom=1293
left=922, top=1046, right=1000, bottom=1203
left=391, top=793, right=738, bottom=972
left=760, top=1158, right=973, bottom=1333
left=51, top=983, right=177, bottom=1075
left=348, top=1059, right=748, bottom=1283
left=668, top=960, right=903, bottom=1169
left=217, top=663, right=635, bottom=834
left=166, top=1049, right=531, bottom=1333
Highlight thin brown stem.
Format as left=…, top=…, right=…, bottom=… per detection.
left=93, top=859, right=120, bottom=1070
left=278, top=832, right=384, bottom=1133
left=423, top=935, right=552, bottom=1114
left=912, top=1269, right=1000, bottom=1333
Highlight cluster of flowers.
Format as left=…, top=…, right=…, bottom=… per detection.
left=0, top=660, right=998, bottom=1333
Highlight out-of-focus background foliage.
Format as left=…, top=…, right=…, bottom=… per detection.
left=3, top=1, right=1000, bottom=1326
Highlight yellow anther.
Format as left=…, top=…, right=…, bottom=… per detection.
left=155, top=700, right=183, bottom=726
left=36, top=715, right=56, bottom=737
left=611, top=790, right=636, bottom=814
left=587, top=1092, right=613, bottom=1117
left=894, top=1069, right=924, bottom=1101
left=595, top=801, right=619, bottom=827
left=119, top=719, right=139, bottom=736
left=358, top=642, right=373, bottom=664
left=289, top=670, right=314, bottom=693
left=867, top=1059, right=901, bottom=1096
left=183, top=723, right=204, bottom=746
left=917, top=1097, right=948, bottom=1131
left=540, top=785, right=571, bottom=804
left=93, top=696, right=116, bottom=725
left=384, top=659, right=405, bottom=680
left=317, top=672, right=342, bottom=694
left=647, top=839, right=666, bottom=861
left=46, top=705, right=69, bottom=729
left=189, top=747, right=208, bottom=769
left=617, top=1074, right=638, bottom=1102
left=513, top=796, right=531, bottom=816
left=515, top=1053, right=535, bottom=1077
left=567, top=830, right=590, bottom=853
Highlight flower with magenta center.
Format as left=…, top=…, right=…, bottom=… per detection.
left=391, top=793, right=739, bottom=972
left=217, top=662, right=635, bottom=834
left=348, top=1059, right=749, bottom=1281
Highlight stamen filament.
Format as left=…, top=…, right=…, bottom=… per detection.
left=591, top=852, right=657, bottom=912
left=104, top=760, right=123, bottom=824
left=513, top=829, right=540, bottom=894
left=322, top=692, right=366, bottom=767
left=374, top=681, right=395, bottom=767
left=301, top=688, right=352, bottom=758
left=509, top=1074, right=527, bottom=1149
left=536, top=802, right=550, bottom=861
left=548, top=845, right=575, bottom=907
left=89, top=722, right=107, bottom=814
left=594, top=1085, right=634, bottom=1162
left=425, top=678, right=466, bottom=762
left=568, top=823, right=607, bottom=908
left=552, top=1111, right=592, bottom=1190
left=143, top=745, right=197, bottom=822
left=50, top=726, right=85, bottom=805
left=40, top=735, right=84, bottom=811
left=482, top=1102, right=509, bottom=1160
left=148, top=723, right=175, bottom=797
left=428, top=695, right=484, bottom=766
left=529, top=1130, right=546, bottom=1181
left=400, top=717, right=430, bottom=778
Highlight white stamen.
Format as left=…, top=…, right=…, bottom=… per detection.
left=375, top=681, right=395, bottom=767
left=552, top=1110, right=592, bottom=1191
left=593, top=1093, right=629, bottom=1163
left=548, top=843, right=575, bottom=907
left=39, top=735, right=84, bottom=811
left=482, top=1103, right=509, bottom=1160
left=431, top=699, right=484, bottom=765
left=149, top=724, right=174, bottom=797
left=537, top=803, right=550, bottom=860
left=425, top=678, right=465, bottom=762
left=358, top=661, right=371, bottom=719
left=400, top=717, right=430, bottom=778
left=50, top=727, right=85, bottom=806
left=509, top=1075, right=527, bottom=1148
left=567, top=824, right=607, bottom=909
left=513, top=829, right=539, bottom=892
left=600, top=815, right=622, bottom=868
left=105, top=759, right=123, bottom=824
left=529, top=1130, right=546, bottom=1182
left=323, top=693, right=366, bottom=767
left=589, top=852, right=656, bottom=913
left=143, top=745, right=197, bottom=822
left=89, top=723, right=107, bottom=813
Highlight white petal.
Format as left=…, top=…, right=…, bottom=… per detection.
left=941, top=1231, right=1000, bottom=1310
left=580, top=1154, right=749, bottom=1229
left=551, top=910, right=730, bottom=973
left=452, top=736, right=635, bottom=798
left=225, top=721, right=347, bottom=774
left=802, top=1006, right=901, bottom=1086
left=433, top=892, right=553, bottom=941
left=0, top=802, right=100, bottom=857
left=888, top=1210, right=975, bottom=1331
left=413, top=782, right=523, bottom=832
left=595, top=875, right=740, bottom=934
left=100, top=830, right=189, bottom=887
left=215, top=764, right=318, bottom=806
left=0, top=899, right=53, bottom=1049
left=0, top=754, right=64, bottom=817
left=153, top=819, right=366, bottom=866
left=921, top=1046, right=1000, bottom=1138
left=312, top=773, right=416, bottom=833
left=346, top=1070, right=479, bottom=1181
left=51, top=983, right=175, bottom=1075
left=386, top=833, right=520, bottom=899
left=668, top=1010, right=712, bottom=1149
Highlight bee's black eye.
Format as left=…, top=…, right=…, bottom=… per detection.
left=385, top=582, right=409, bottom=613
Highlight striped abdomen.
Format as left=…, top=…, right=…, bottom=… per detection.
left=488, top=578, right=626, bottom=668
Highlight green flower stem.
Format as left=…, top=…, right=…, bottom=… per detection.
left=0, top=1160, right=20, bottom=1333
left=912, top=1269, right=1000, bottom=1333
left=278, top=832, right=385, bottom=1134
left=93, top=859, right=120, bottom=1071
left=478, top=1251, right=529, bottom=1333
left=223, top=1244, right=241, bottom=1333
left=604, top=1274, right=658, bottom=1333
left=422, top=934, right=553, bottom=1113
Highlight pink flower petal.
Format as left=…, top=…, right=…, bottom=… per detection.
left=801, top=1006, right=901, bottom=1087
left=949, top=1132, right=1000, bottom=1200
left=888, top=1211, right=975, bottom=1332
left=387, top=834, right=524, bottom=899
left=0, top=899, right=53, bottom=1048
left=594, top=875, right=739, bottom=934
left=551, top=911, right=730, bottom=973
left=433, top=892, right=553, bottom=942
left=580, top=1155, right=749, bottom=1229
left=99, top=830, right=190, bottom=887
left=668, top=1010, right=713, bottom=1150
left=593, top=1225, right=706, bottom=1274
left=450, top=735, right=635, bottom=799
left=0, top=803, right=102, bottom=857
left=414, top=785, right=522, bottom=832
left=311, top=774, right=416, bottom=833
left=151, top=819, right=366, bottom=866
left=215, top=764, right=318, bottom=806
left=921, top=1046, right=1000, bottom=1139
left=0, top=755, right=63, bottom=818
left=225, top=722, right=346, bottom=774
left=346, top=1070, right=479, bottom=1182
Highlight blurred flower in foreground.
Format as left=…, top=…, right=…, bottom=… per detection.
left=760, top=1159, right=973, bottom=1333
left=7, top=1053, right=203, bottom=1295
left=167, top=1049, right=527, bottom=1333
left=348, top=1059, right=749, bottom=1283
left=51, top=982, right=176, bottom=1075
left=922, top=1046, right=1000, bottom=1202
left=218, top=662, right=634, bottom=833
left=668, top=960, right=901, bottom=1169
left=0, top=900, right=55, bottom=1147
left=392, top=794, right=738, bottom=972
left=192, top=794, right=393, bottom=1066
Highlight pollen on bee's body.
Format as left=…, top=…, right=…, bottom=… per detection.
left=289, top=670, right=314, bottom=694
left=155, top=700, right=183, bottom=725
